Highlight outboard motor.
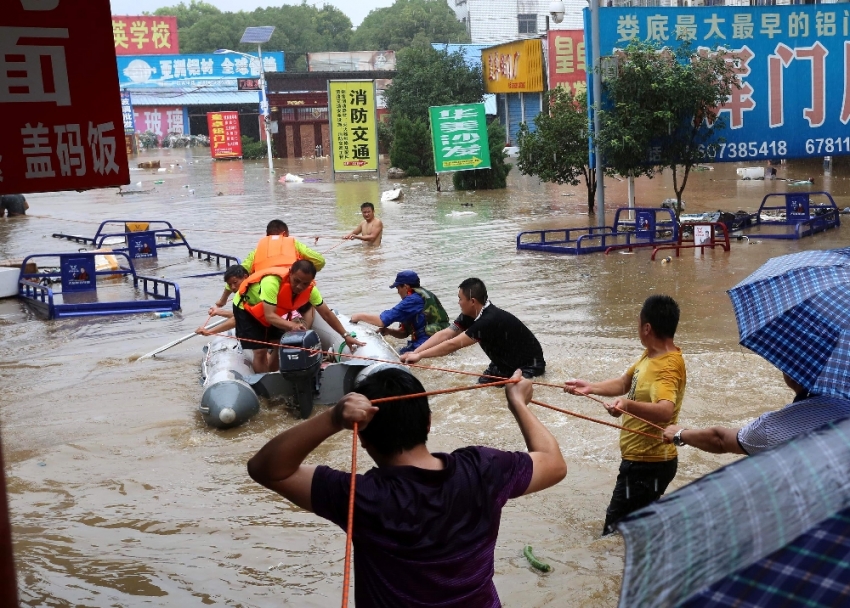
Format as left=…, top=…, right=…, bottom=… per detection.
left=278, top=329, right=322, bottom=418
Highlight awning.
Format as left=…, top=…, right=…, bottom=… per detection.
left=127, top=88, right=260, bottom=106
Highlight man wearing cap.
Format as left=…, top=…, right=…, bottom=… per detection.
left=351, top=271, right=449, bottom=354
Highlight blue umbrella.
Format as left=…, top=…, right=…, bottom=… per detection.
left=727, top=247, right=850, bottom=400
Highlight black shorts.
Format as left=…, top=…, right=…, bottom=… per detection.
left=233, top=305, right=283, bottom=350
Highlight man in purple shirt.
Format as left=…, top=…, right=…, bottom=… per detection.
left=247, top=367, right=567, bottom=607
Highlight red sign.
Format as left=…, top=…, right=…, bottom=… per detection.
left=1, top=0, right=130, bottom=195
left=237, top=78, right=262, bottom=91
left=207, top=111, right=242, bottom=158
left=548, top=31, right=587, bottom=95
left=112, top=15, right=178, bottom=55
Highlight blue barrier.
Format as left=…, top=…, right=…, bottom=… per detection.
left=517, top=208, right=679, bottom=255
left=741, top=192, right=840, bottom=240
left=17, top=252, right=180, bottom=319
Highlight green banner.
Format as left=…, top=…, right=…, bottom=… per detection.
left=429, top=103, right=491, bottom=173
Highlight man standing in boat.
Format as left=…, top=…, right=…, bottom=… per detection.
left=400, top=278, right=546, bottom=383
left=214, top=219, right=325, bottom=309
left=344, top=202, right=383, bottom=245
left=247, top=367, right=567, bottom=607
left=350, top=270, right=449, bottom=354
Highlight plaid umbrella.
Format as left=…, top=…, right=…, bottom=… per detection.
left=616, top=416, right=850, bottom=608
left=727, top=247, right=850, bottom=400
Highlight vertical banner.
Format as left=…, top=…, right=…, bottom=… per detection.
left=328, top=80, right=378, bottom=173
left=429, top=103, right=491, bottom=173
left=112, top=15, right=178, bottom=55
left=548, top=31, right=587, bottom=95
left=207, top=111, right=242, bottom=159
left=128, top=231, right=157, bottom=258
left=121, top=92, right=136, bottom=135
left=0, top=0, right=130, bottom=195
left=635, top=210, right=656, bottom=238
left=60, top=255, right=97, bottom=292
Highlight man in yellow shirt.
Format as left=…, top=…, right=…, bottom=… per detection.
left=565, top=295, right=685, bottom=535
left=214, top=219, right=325, bottom=309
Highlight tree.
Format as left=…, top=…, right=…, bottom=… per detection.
left=453, top=120, right=512, bottom=190
left=389, top=116, right=433, bottom=177
left=350, top=0, right=469, bottom=53
left=597, top=39, right=740, bottom=215
left=517, top=88, right=597, bottom=215
left=153, top=1, right=221, bottom=30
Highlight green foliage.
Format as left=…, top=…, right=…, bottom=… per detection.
left=389, top=116, right=433, bottom=177
left=385, top=47, right=483, bottom=122
left=171, top=4, right=352, bottom=71
left=517, top=88, right=596, bottom=214
left=597, top=39, right=740, bottom=214
left=241, top=135, right=268, bottom=159
left=377, top=119, right=393, bottom=154
left=453, top=120, right=512, bottom=191
left=350, top=0, right=469, bottom=52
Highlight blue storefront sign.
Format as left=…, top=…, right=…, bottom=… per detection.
left=592, top=6, right=850, bottom=161
left=117, top=52, right=285, bottom=88
left=121, top=91, right=135, bottom=135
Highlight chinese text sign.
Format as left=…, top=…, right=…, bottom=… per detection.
left=595, top=6, right=850, bottom=161
left=1, top=0, right=130, bottom=194
left=133, top=106, right=187, bottom=138
left=328, top=81, right=378, bottom=173
left=121, top=92, right=136, bottom=135
left=429, top=103, right=491, bottom=173
left=207, top=112, right=242, bottom=158
left=549, top=31, right=587, bottom=96
left=482, top=39, right=545, bottom=94
left=112, top=15, right=178, bottom=55
left=117, top=52, right=284, bottom=87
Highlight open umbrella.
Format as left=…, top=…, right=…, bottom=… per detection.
left=727, top=247, right=850, bottom=400
left=615, top=416, right=850, bottom=608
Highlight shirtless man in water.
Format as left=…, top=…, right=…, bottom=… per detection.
left=344, top=202, right=383, bottom=245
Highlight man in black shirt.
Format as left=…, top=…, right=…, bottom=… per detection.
left=400, top=278, right=545, bottom=383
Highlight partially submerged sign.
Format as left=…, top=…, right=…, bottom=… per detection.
left=328, top=80, right=378, bottom=173
left=429, top=103, right=491, bottom=173
left=207, top=111, right=242, bottom=159
left=1, top=0, right=130, bottom=194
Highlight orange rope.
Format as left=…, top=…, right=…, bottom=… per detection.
left=341, top=421, right=357, bottom=608
left=530, top=399, right=662, bottom=441
left=320, top=239, right=348, bottom=255
left=370, top=378, right=516, bottom=403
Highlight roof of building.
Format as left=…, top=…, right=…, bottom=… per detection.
left=127, top=87, right=259, bottom=106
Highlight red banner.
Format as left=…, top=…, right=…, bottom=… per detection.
left=207, top=111, right=242, bottom=158
left=112, top=15, right=178, bottom=55
left=1, top=0, right=130, bottom=195
left=548, top=31, right=587, bottom=95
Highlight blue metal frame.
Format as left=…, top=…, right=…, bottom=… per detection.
left=17, top=252, right=181, bottom=319
left=52, top=219, right=240, bottom=268
left=517, top=208, right=679, bottom=255
left=743, top=192, right=841, bottom=240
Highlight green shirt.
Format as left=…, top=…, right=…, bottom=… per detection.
left=260, top=275, right=323, bottom=308
left=225, top=239, right=326, bottom=292
left=232, top=281, right=262, bottom=309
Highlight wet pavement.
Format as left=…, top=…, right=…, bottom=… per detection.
left=1, top=149, right=848, bottom=606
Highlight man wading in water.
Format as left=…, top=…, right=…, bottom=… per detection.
left=247, top=367, right=566, bottom=607
left=344, top=202, right=383, bottom=245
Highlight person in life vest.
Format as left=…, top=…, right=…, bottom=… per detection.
left=248, top=259, right=365, bottom=353
left=214, top=219, right=325, bottom=309
left=350, top=270, right=449, bottom=354
left=198, top=265, right=290, bottom=373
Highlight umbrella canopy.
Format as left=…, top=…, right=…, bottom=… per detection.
left=727, top=247, right=850, bottom=400
left=616, top=416, right=850, bottom=608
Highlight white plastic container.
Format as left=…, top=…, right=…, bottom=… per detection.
left=0, top=267, right=19, bottom=298
left=737, top=167, right=765, bottom=180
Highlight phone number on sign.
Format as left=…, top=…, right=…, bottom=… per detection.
left=805, top=137, right=850, bottom=155
left=699, top=141, right=787, bottom=160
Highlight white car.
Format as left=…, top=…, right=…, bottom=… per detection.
left=503, top=146, right=519, bottom=157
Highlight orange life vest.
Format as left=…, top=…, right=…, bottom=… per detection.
left=238, top=235, right=298, bottom=296
left=243, top=280, right=316, bottom=327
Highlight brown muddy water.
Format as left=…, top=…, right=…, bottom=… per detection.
left=1, top=150, right=848, bottom=606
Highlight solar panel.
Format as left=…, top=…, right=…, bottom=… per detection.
left=240, top=26, right=275, bottom=44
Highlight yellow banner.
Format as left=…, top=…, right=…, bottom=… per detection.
left=328, top=81, right=379, bottom=173
left=482, top=39, right=545, bottom=94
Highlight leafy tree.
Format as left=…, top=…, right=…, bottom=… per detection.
left=153, top=1, right=221, bottom=30
left=350, top=0, right=469, bottom=52
left=453, top=120, right=512, bottom=190
left=385, top=47, right=483, bottom=122
left=179, top=12, right=247, bottom=54
left=597, top=39, right=739, bottom=215
left=389, top=116, right=433, bottom=177
left=517, top=88, right=596, bottom=214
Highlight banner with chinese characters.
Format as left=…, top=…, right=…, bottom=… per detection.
left=207, top=112, right=242, bottom=158
left=594, top=6, right=850, bottom=161
left=117, top=52, right=284, bottom=88
left=482, top=39, right=545, bottom=94
left=112, top=15, right=178, bottom=55
left=549, top=31, right=587, bottom=95
left=429, top=103, right=491, bottom=173
left=308, top=51, right=396, bottom=72
left=328, top=81, right=378, bottom=173
left=132, top=106, right=187, bottom=138
left=121, top=92, right=136, bottom=135
left=1, top=0, right=130, bottom=194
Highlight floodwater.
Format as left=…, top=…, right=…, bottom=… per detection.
left=1, top=150, right=848, bottom=607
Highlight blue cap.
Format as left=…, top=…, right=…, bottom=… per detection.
left=389, top=270, right=420, bottom=288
